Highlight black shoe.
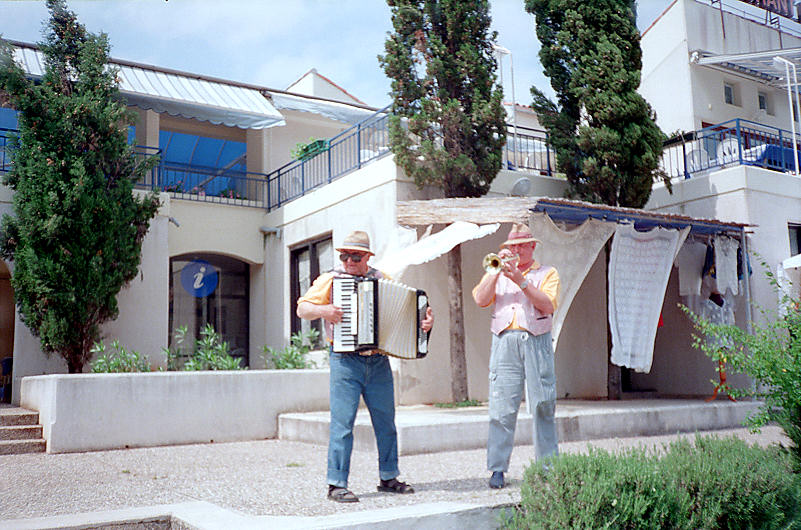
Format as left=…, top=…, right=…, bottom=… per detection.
left=377, top=477, right=415, bottom=494
left=489, top=471, right=504, bottom=489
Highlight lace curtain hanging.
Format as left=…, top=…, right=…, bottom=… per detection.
left=530, top=212, right=616, bottom=348
left=608, top=223, right=689, bottom=373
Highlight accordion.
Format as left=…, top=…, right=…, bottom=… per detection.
left=332, top=277, right=430, bottom=359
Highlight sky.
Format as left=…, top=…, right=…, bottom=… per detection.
left=0, top=0, right=677, bottom=108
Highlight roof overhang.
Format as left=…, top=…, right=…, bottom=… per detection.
left=396, top=197, right=751, bottom=237
left=10, top=42, right=285, bottom=130
left=691, top=47, right=801, bottom=88
left=530, top=198, right=750, bottom=237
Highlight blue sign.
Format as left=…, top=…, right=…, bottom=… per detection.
left=180, top=260, right=218, bottom=298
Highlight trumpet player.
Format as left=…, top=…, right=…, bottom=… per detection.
left=472, top=223, right=560, bottom=489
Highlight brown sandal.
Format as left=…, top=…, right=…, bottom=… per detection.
left=377, top=478, right=415, bottom=494
left=328, top=485, right=359, bottom=503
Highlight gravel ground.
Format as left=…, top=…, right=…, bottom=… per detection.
left=0, top=426, right=790, bottom=522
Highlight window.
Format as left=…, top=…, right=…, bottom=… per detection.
left=789, top=223, right=801, bottom=256
left=169, top=254, right=250, bottom=367
left=724, top=83, right=735, bottom=105
left=290, top=236, right=334, bottom=339
left=758, top=92, right=773, bottom=114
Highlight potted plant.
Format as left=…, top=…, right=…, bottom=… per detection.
left=291, top=137, right=329, bottom=161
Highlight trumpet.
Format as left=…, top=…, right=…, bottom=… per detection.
left=483, top=253, right=518, bottom=274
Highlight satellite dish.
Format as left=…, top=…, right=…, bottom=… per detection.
left=509, top=177, right=532, bottom=197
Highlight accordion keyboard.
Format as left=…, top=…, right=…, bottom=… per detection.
left=333, top=278, right=357, bottom=352
left=332, top=277, right=377, bottom=352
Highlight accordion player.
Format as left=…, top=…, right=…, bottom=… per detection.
left=332, top=277, right=430, bottom=359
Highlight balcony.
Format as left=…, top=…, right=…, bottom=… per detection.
left=264, top=107, right=555, bottom=211
left=1, top=110, right=556, bottom=211
left=661, top=118, right=801, bottom=180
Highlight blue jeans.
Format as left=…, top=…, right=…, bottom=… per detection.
left=327, top=351, right=399, bottom=488
left=487, top=330, right=558, bottom=472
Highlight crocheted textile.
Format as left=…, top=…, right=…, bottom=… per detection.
left=608, top=223, right=689, bottom=373
left=530, top=213, right=616, bottom=348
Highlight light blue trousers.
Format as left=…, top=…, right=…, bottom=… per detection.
left=327, top=351, right=399, bottom=488
left=487, top=330, right=558, bottom=472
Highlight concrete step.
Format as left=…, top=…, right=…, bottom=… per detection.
left=0, top=424, right=43, bottom=440
left=0, top=407, right=39, bottom=427
left=278, top=398, right=762, bottom=456
left=0, top=439, right=46, bottom=455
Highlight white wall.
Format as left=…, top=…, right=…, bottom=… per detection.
left=641, top=0, right=801, bottom=134
left=101, top=205, right=170, bottom=369
left=262, top=155, right=404, bottom=349
left=21, top=370, right=330, bottom=453
left=640, top=0, right=696, bottom=134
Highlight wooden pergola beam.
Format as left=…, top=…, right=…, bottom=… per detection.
left=396, top=197, right=540, bottom=226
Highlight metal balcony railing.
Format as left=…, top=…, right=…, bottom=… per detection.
left=139, top=159, right=268, bottom=208
left=502, top=125, right=553, bottom=175
left=2, top=109, right=556, bottom=212
left=661, top=118, right=801, bottom=180
left=264, top=107, right=555, bottom=211
left=265, top=105, right=392, bottom=211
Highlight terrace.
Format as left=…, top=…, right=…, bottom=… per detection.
left=0, top=107, right=556, bottom=211
left=661, top=118, right=801, bottom=180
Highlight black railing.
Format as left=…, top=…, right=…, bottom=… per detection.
left=661, top=118, right=801, bottom=179
left=265, top=109, right=555, bottom=211
left=503, top=125, right=553, bottom=175
left=265, top=105, right=392, bottom=211
left=140, top=159, right=268, bottom=208
left=2, top=110, right=557, bottom=212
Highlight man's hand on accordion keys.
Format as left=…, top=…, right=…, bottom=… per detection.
left=421, top=306, right=433, bottom=333
left=321, top=304, right=344, bottom=324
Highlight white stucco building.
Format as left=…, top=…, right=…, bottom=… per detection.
left=4, top=0, right=801, bottom=415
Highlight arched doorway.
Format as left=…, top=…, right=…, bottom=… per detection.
left=169, top=253, right=249, bottom=367
left=0, top=260, right=14, bottom=402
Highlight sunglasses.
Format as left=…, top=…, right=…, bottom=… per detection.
left=339, top=252, right=366, bottom=263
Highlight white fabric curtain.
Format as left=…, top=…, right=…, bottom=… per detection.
left=530, top=213, right=616, bottom=348
left=373, top=221, right=500, bottom=280
left=713, top=235, right=739, bottom=296
left=608, top=223, right=690, bottom=373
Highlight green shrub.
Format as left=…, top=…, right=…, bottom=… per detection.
left=168, top=324, right=245, bottom=371
left=90, top=340, right=151, bottom=373
left=507, top=436, right=801, bottom=529
left=261, top=328, right=320, bottom=369
left=683, top=264, right=801, bottom=470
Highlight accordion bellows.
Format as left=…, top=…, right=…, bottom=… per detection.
left=332, top=277, right=429, bottom=359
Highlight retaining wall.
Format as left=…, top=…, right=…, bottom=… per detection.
left=20, top=370, right=330, bottom=453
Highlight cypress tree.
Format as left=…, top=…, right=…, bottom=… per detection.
left=380, top=0, right=506, bottom=401
left=0, top=0, right=160, bottom=373
left=526, top=0, right=668, bottom=208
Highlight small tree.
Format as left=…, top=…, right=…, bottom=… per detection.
left=380, top=0, right=506, bottom=401
left=683, top=265, right=801, bottom=471
left=0, top=0, right=160, bottom=373
left=525, top=0, right=667, bottom=208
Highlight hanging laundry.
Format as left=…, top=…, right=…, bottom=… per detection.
left=676, top=240, right=707, bottom=296
left=608, top=223, right=689, bottom=373
left=714, top=236, right=739, bottom=296
left=530, top=212, right=616, bottom=348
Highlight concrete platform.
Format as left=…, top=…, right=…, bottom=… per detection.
left=279, top=398, right=761, bottom=455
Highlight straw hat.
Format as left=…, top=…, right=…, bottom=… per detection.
left=336, top=230, right=374, bottom=256
left=500, top=223, right=540, bottom=248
